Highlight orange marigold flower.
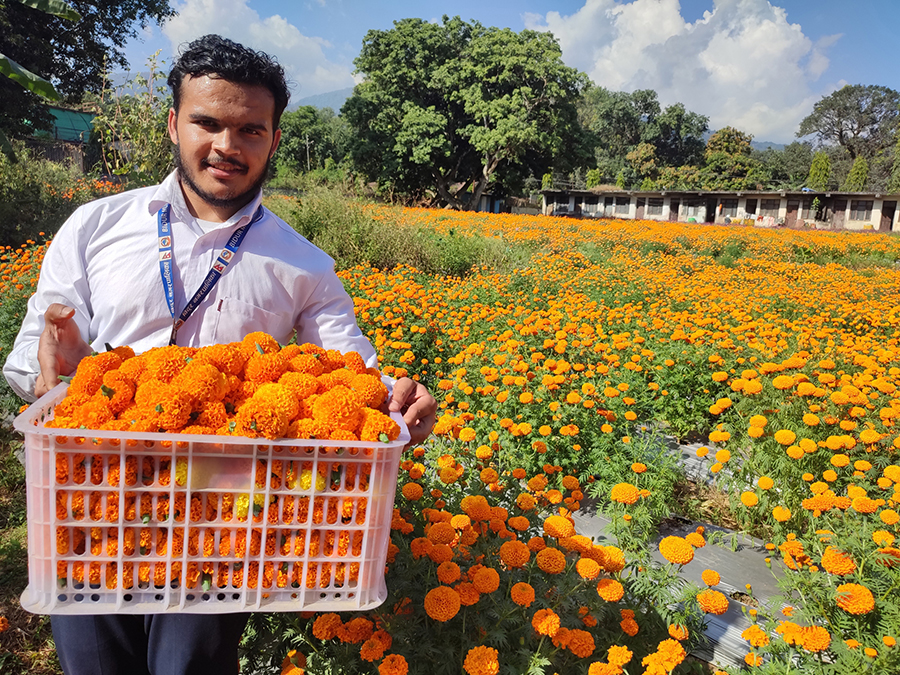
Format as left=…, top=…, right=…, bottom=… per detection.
left=596, top=578, right=624, bottom=602
left=801, top=625, right=831, bottom=652
left=668, top=624, right=690, bottom=641
left=427, top=522, right=457, bottom=545
left=684, top=532, right=706, bottom=548
left=741, top=624, right=769, bottom=648
left=510, top=582, right=535, bottom=607
left=472, top=567, right=500, bottom=594
left=576, top=557, right=601, bottom=580
left=532, top=608, right=560, bottom=636
left=603, top=546, right=626, bottom=573
left=281, top=649, right=306, bottom=674
left=701, top=569, right=720, bottom=586
left=607, top=644, right=633, bottom=667
left=741, top=491, right=759, bottom=507
left=401, top=482, right=423, bottom=501
left=836, top=583, right=875, bottom=614
left=610, top=482, right=639, bottom=505
left=773, top=429, right=796, bottom=446
left=460, top=495, right=492, bottom=521
left=543, top=514, right=575, bottom=538
left=378, top=654, right=408, bottom=675
left=436, top=561, right=461, bottom=585
left=697, top=590, right=729, bottom=615
left=659, top=536, right=694, bottom=565
left=821, top=546, right=856, bottom=576
left=565, top=629, right=596, bottom=658
left=456, top=581, right=480, bottom=606
left=463, top=646, right=499, bottom=675
left=312, top=613, right=342, bottom=640
left=533, top=545, right=565, bottom=573
left=773, top=506, right=792, bottom=522
left=641, top=639, right=686, bottom=673
left=423, top=586, right=461, bottom=622
left=499, top=540, right=530, bottom=568
left=882, top=509, right=900, bottom=525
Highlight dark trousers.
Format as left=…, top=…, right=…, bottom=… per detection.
left=51, top=613, right=249, bottom=675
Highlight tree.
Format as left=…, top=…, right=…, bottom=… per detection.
left=699, top=127, right=767, bottom=190
left=842, top=155, right=869, bottom=192
left=277, top=106, right=350, bottom=175
left=344, top=17, right=587, bottom=209
left=576, top=86, right=707, bottom=185
left=797, top=84, right=900, bottom=160
left=807, top=151, right=831, bottom=191
left=0, top=0, right=174, bottom=141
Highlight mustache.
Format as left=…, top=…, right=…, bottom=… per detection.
left=202, top=156, right=248, bottom=172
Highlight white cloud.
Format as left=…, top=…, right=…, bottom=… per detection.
left=163, top=0, right=354, bottom=100
left=524, top=0, right=841, bottom=142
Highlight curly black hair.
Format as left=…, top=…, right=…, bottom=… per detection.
left=167, top=34, right=290, bottom=127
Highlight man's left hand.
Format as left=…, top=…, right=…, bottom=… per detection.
left=388, top=377, right=437, bottom=448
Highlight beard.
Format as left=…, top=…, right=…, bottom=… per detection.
left=173, top=145, right=270, bottom=212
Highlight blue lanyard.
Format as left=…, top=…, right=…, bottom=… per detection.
left=157, top=204, right=263, bottom=345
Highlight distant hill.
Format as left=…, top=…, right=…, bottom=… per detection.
left=751, top=140, right=786, bottom=152
left=291, top=87, right=355, bottom=113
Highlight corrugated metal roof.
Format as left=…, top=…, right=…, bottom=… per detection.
left=46, top=107, right=94, bottom=143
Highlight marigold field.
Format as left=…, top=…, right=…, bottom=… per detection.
left=3, top=202, right=900, bottom=675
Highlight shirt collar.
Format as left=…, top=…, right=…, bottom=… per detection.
left=147, top=171, right=264, bottom=229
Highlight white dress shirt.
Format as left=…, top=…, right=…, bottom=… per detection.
left=3, top=171, right=378, bottom=401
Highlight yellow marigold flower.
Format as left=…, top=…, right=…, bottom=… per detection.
left=532, top=608, right=560, bottom=636
left=535, top=547, right=566, bottom=574
left=610, top=482, right=639, bottom=505
left=881, top=509, right=900, bottom=525
left=701, top=569, right=720, bottom=586
left=741, top=624, right=769, bottom=648
left=773, top=506, right=791, bottom=522
left=510, top=581, right=535, bottom=607
left=499, top=540, right=530, bottom=568
left=836, top=583, right=875, bottom=614
left=883, top=636, right=896, bottom=648
left=596, top=578, right=624, bottom=602
left=543, top=514, right=575, bottom=538
left=463, top=646, right=499, bottom=675
left=472, top=567, right=500, bottom=594
left=741, top=491, right=759, bottom=507
left=659, top=536, right=694, bottom=565
left=758, top=476, right=774, bottom=490
left=608, top=644, right=633, bottom=667
left=873, top=530, right=895, bottom=547
left=423, top=586, right=461, bottom=622
left=772, top=375, right=794, bottom=390
left=697, top=589, right=729, bottom=615
left=774, top=429, right=796, bottom=446
left=803, top=413, right=820, bottom=426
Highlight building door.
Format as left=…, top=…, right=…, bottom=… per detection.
left=669, top=199, right=680, bottom=221
left=636, top=198, right=645, bottom=219
left=705, top=198, right=717, bottom=223
left=881, top=201, right=897, bottom=231
left=785, top=200, right=799, bottom=228
left=833, top=199, right=847, bottom=229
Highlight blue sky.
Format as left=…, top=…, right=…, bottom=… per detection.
left=123, top=0, right=899, bottom=143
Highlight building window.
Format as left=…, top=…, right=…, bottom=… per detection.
left=850, top=200, right=873, bottom=221
left=721, top=199, right=738, bottom=218
left=685, top=200, right=703, bottom=219
left=760, top=199, right=780, bottom=217
left=584, top=196, right=599, bottom=214
left=647, top=198, right=663, bottom=215
left=745, top=199, right=757, bottom=215
left=615, top=197, right=630, bottom=214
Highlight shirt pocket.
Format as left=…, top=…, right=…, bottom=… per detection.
left=211, top=296, right=290, bottom=343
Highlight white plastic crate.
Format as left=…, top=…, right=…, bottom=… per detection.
left=14, top=383, right=408, bottom=615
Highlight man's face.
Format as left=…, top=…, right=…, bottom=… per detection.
left=167, top=75, right=281, bottom=220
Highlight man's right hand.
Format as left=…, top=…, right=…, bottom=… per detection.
left=35, top=304, right=92, bottom=398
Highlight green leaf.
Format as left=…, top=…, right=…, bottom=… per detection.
left=100, top=384, right=116, bottom=399
left=201, top=574, right=212, bottom=592
left=142, top=514, right=151, bottom=525
left=379, top=432, right=389, bottom=443
left=16, top=0, right=81, bottom=21
left=0, top=128, right=16, bottom=163
left=255, top=342, right=265, bottom=354
left=0, top=53, right=60, bottom=100
left=58, top=375, right=73, bottom=383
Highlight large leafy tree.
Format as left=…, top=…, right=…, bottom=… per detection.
left=797, top=84, right=900, bottom=160
left=0, top=0, right=174, bottom=140
left=343, top=16, right=587, bottom=210
left=577, top=86, right=707, bottom=185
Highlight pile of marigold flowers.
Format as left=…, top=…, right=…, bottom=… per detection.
left=46, top=332, right=400, bottom=443
left=41, top=333, right=405, bottom=594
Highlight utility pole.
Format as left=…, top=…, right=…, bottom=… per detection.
left=305, top=134, right=313, bottom=172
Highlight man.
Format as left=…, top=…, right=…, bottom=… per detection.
left=3, top=35, right=436, bottom=675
